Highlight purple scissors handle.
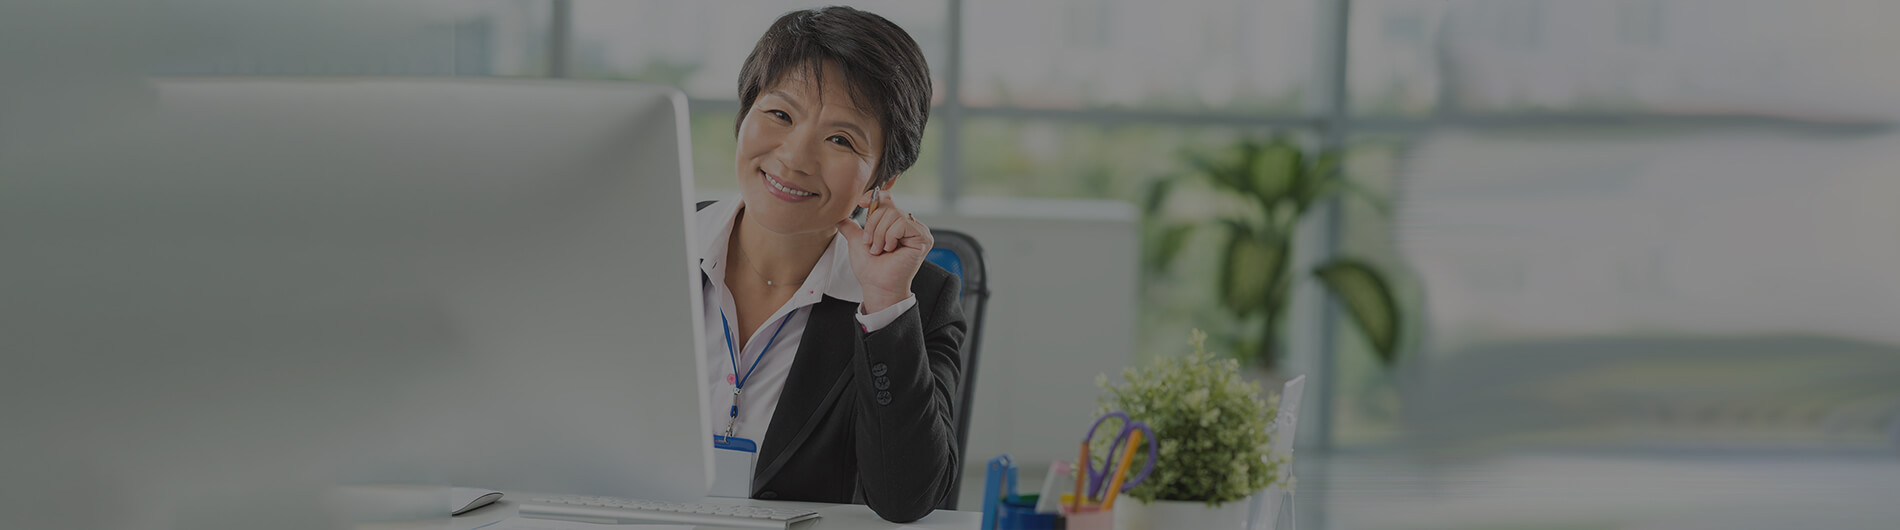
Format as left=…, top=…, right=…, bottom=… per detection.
left=1083, top=411, right=1157, bottom=500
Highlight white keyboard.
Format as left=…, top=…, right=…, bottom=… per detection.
left=518, top=494, right=821, bottom=529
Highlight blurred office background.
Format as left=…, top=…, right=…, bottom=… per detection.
left=16, top=0, right=1900, bottom=528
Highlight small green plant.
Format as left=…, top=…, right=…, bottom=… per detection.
left=1096, top=329, right=1293, bottom=506
left=1143, top=135, right=1403, bottom=371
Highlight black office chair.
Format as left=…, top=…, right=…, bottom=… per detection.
left=694, top=201, right=991, bottom=510
left=923, top=228, right=989, bottom=511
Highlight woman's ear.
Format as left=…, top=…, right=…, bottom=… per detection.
left=880, top=174, right=902, bottom=190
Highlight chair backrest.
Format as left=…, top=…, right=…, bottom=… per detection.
left=924, top=228, right=990, bottom=511
left=695, top=201, right=991, bottom=510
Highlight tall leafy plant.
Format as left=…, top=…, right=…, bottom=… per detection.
left=1142, top=136, right=1403, bottom=371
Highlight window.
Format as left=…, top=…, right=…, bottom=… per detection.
left=569, top=1, right=947, bottom=99
left=959, top=119, right=1247, bottom=201
left=1345, top=1, right=1900, bottom=450
left=961, top=0, right=1313, bottom=113
left=1355, top=1, right=1900, bottom=118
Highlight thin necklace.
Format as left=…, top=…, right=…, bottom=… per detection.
left=733, top=245, right=805, bottom=287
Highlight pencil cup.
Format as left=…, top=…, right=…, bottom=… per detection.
left=1061, top=504, right=1114, bottom=530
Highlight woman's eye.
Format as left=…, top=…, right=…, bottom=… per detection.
left=827, top=135, right=854, bottom=149
left=767, top=110, right=790, bottom=121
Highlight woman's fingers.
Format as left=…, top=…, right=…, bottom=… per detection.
left=864, top=187, right=896, bottom=253
left=885, top=212, right=929, bottom=254
left=884, top=210, right=905, bottom=253
left=859, top=188, right=933, bottom=256
left=868, top=203, right=902, bottom=255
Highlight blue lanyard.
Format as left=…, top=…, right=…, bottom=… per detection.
left=719, top=308, right=796, bottom=434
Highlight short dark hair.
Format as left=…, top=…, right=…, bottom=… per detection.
left=736, top=6, right=932, bottom=190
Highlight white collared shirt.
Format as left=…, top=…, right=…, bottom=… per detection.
left=695, top=198, right=916, bottom=445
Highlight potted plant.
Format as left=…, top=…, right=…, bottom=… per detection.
left=1142, top=135, right=1404, bottom=372
left=1096, top=329, right=1293, bottom=530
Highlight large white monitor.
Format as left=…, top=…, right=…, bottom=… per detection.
left=0, top=77, right=712, bottom=526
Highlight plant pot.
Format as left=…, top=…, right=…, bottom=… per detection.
left=1113, top=497, right=1251, bottom=530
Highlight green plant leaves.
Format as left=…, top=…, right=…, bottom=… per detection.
left=1097, top=329, right=1290, bottom=505
left=1217, top=222, right=1285, bottom=318
left=1313, top=258, right=1402, bottom=367
left=1155, top=136, right=1408, bottom=371
left=1188, top=143, right=1254, bottom=195
left=1250, top=138, right=1301, bottom=202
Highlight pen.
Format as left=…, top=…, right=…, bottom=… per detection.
left=1101, top=430, right=1141, bottom=509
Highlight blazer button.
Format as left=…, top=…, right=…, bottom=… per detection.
left=871, top=363, right=888, bottom=377
left=873, top=376, right=890, bottom=390
left=875, top=391, right=892, bottom=406
left=759, top=491, right=777, bottom=500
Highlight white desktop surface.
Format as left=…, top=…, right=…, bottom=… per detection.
left=358, top=493, right=980, bottom=530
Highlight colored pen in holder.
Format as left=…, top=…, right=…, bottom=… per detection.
left=1052, top=469, right=1114, bottom=530
left=1044, top=460, right=1118, bottom=530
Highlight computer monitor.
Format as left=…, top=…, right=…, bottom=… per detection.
left=0, top=77, right=712, bottom=525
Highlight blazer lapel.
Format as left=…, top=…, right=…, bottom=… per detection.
left=752, top=296, right=857, bottom=491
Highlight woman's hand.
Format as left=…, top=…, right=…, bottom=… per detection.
left=835, top=189, right=932, bottom=314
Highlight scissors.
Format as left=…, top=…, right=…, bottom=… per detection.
left=1082, top=411, right=1156, bottom=501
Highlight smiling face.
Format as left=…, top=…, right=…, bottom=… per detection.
left=734, top=60, right=886, bottom=237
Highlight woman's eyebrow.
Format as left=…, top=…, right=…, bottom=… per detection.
left=826, top=120, right=869, bottom=144
left=765, top=89, right=804, bottom=113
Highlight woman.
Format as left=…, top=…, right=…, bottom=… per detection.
left=693, top=7, right=964, bottom=523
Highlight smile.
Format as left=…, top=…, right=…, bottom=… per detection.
left=762, top=170, right=818, bottom=198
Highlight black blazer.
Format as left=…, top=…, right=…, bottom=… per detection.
left=697, top=202, right=967, bottom=523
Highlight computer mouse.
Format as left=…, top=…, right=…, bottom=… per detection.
left=450, top=487, right=503, bottom=516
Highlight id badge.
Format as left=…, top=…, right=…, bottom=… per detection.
left=709, top=435, right=758, bottom=498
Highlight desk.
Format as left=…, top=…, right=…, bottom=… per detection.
left=357, top=494, right=982, bottom=530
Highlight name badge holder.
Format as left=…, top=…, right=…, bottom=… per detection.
left=709, top=434, right=757, bottom=498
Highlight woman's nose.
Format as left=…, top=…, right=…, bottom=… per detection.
left=774, top=130, right=821, bottom=176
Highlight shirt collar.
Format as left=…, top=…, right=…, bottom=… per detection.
left=695, top=198, right=863, bottom=305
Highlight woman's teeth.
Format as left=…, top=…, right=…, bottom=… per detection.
left=767, top=173, right=816, bottom=196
